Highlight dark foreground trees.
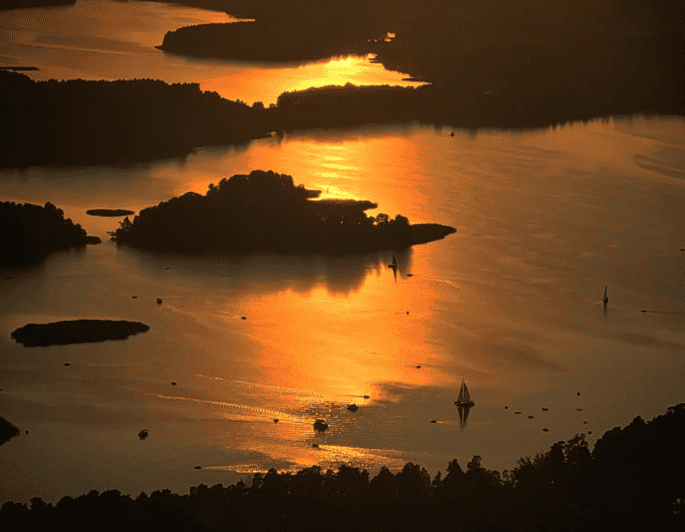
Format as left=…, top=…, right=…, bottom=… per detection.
left=108, top=170, right=455, bottom=253
left=1, top=404, right=683, bottom=531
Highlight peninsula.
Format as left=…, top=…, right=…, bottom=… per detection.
left=0, top=70, right=270, bottom=169
left=109, top=170, right=456, bottom=253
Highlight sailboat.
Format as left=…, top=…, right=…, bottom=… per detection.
left=388, top=254, right=397, bottom=268
left=603, top=285, right=608, bottom=305
left=454, top=379, right=475, bottom=407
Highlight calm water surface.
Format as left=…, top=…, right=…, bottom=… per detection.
left=1, top=0, right=684, bottom=506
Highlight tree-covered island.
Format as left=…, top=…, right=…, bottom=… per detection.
left=109, top=170, right=455, bottom=253
left=1, top=201, right=100, bottom=268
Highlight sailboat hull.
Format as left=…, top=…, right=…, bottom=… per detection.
left=454, top=400, right=475, bottom=407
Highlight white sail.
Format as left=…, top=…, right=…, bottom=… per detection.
left=457, top=382, right=471, bottom=403
left=456, top=379, right=475, bottom=406
left=462, top=382, right=472, bottom=403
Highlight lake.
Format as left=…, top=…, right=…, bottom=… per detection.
left=1, top=0, right=684, bottom=505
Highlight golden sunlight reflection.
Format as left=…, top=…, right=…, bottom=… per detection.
left=239, top=262, right=462, bottom=403
left=201, top=55, right=425, bottom=106
left=238, top=132, right=429, bottom=221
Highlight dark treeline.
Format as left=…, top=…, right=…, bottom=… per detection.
left=157, top=0, right=684, bottom=121
left=1, top=404, right=683, bottom=531
left=0, top=70, right=270, bottom=168
left=109, top=170, right=455, bottom=253
left=269, top=82, right=669, bottom=131
left=0, top=0, right=75, bottom=10
left=0, top=201, right=99, bottom=267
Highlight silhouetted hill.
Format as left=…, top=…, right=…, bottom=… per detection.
left=0, top=70, right=270, bottom=169
left=1, top=404, right=682, bottom=530
left=0, top=201, right=99, bottom=267
left=109, top=170, right=456, bottom=253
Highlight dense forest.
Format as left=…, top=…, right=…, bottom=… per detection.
left=0, top=201, right=99, bottom=267
left=1, top=404, right=683, bottom=531
left=109, top=170, right=455, bottom=253
left=0, top=70, right=270, bottom=168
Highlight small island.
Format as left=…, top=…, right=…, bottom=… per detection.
left=11, top=319, right=150, bottom=347
left=108, top=170, right=456, bottom=253
left=86, top=209, right=135, bottom=217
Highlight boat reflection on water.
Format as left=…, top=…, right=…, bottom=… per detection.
left=458, top=405, right=471, bottom=429
left=455, top=379, right=475, bottom=430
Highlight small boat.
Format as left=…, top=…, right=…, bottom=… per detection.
left=541, top=407, right=548, bottom=411
left=313, top=419, right=329, bottom=433
left=603, top=286, right=608, bottom=305
left=347, top=404, right=358, bottom=412
left=156, top=298, right=162, bottom=305
left=454, top=378, right=475, bottom=407
left=138, top=429, right=149, bottom=440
